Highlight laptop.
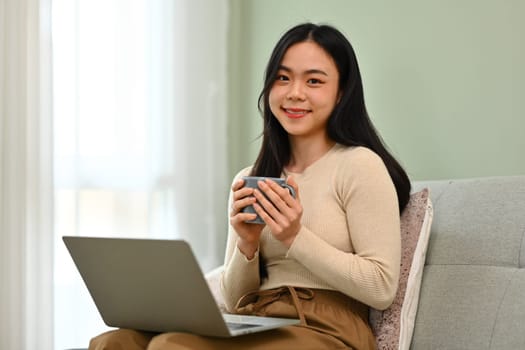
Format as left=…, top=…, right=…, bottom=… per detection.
left=62, top=236, right=300, bottom=337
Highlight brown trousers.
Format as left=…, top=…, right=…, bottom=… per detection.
left=89, top=287, right=376, bottom=350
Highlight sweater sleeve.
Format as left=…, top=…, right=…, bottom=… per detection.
left=219, top=167, right=261, bottom=312
left=286, top=148, right=401, bottom=310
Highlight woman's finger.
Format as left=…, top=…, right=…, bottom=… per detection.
left=231, top=179, right=245, bottom=191
left=285, top=176, right=300, bottom=203
left=231, top=196, right=256, bottom=214
left=258, top=179, right=300, bottom=221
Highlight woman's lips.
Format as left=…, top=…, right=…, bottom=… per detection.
left=283, top=107, right=311, bottom=119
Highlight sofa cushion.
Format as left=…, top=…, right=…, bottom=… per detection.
left=369, top=189, right=433, bottom=350
left=411, top=266, right=525, bottom=349
left=410, top=176, right=525, bottom=349
left=490, top=269, right=525, bottom=348
left=412, top=176, right=525, bottom=267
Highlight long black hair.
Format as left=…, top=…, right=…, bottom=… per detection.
left=251, top=23, right=411, bottom=212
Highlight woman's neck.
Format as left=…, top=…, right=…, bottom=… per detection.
left=286, top=137, right=336, bottom=174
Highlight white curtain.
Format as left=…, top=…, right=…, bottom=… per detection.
left=52, top=0, right=229, bottom=348
left=0, top=0, right=54, bottom=349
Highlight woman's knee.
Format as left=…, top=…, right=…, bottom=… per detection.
left=148, top=332, right=211, bottom=350
left=89, top=329, right=153, bottom=350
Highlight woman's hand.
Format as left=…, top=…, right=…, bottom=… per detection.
left=229, top=178, right=264, bottom=259
left=252, top=176, right=302, bottom=247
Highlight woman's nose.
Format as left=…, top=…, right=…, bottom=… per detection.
left=286, top=81, right=306, bottom=100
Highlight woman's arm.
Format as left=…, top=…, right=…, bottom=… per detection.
left=220, top=167, right=262, bottom=312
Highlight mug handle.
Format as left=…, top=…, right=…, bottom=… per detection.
left=281, top=183, right=296, bottom=198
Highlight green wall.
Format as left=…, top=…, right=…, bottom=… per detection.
left=227, top=0, right=525, bottom=181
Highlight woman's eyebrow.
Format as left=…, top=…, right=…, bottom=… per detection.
left=278, top=65, right=328, bottom=76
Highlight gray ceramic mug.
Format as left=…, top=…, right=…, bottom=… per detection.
left=241, top=176, right=296, bottom=224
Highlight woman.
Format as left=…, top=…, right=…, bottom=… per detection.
left=90, top=22, right=411, bottom=350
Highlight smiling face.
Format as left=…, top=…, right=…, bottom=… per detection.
left=269, top=41, right=340, bottom=144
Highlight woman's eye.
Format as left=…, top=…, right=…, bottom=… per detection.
left=307, top=78, right=322, bottom=84
left=276, top=74, right=289, bottom=81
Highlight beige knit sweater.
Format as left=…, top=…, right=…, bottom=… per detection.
left=221, top=144, right=401, bottom=311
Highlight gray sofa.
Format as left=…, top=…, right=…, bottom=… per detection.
left=409, top=175, right=525, bottom=349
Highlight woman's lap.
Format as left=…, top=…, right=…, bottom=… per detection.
left=88, top=288, right=375, bottom=350
left=90, top=326, right=349, bottom=350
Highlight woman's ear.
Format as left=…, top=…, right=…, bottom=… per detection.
left=336, top=90, right=343, bottom=104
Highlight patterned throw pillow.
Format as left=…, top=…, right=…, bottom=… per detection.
left=369, top=189, right=433, bottom=350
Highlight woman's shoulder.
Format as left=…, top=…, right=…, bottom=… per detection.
left=332, top=145, right=388, bottom=178
left=334, top=144, right=382, bottom=164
